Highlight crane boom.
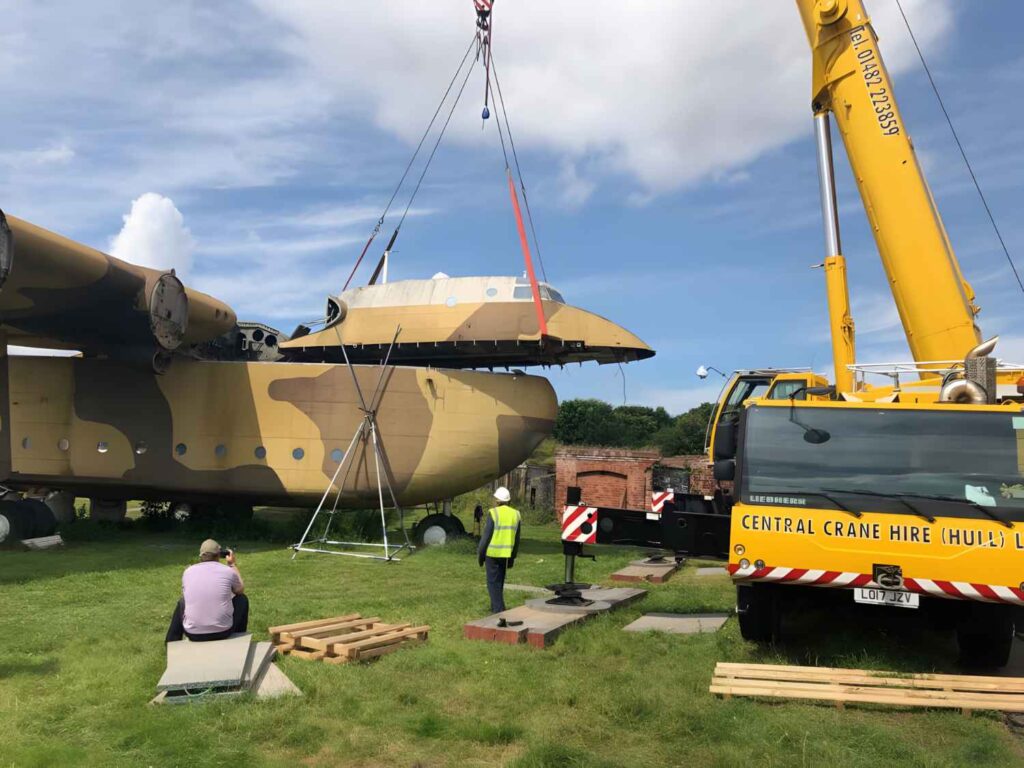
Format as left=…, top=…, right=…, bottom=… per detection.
left=796, top=0, right=982, bottom=367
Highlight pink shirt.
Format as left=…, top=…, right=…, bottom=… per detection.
left=182, top=561, right=241, bottom=634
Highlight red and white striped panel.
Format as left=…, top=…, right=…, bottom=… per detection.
left=727, top=563, right=1024, bottom=606
left=650, top=490, right=674, bottom=514
left=561, top=505, right=597, bottom=544
left=474, top=0, right=493, bottom=11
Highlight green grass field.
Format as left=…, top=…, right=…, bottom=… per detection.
left=2, top=517, right=1022, bottom=767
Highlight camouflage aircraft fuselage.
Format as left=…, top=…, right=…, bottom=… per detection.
left=2, top=355, right=556, bottom=507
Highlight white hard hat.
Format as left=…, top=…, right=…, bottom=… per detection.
left=493, top=486, right=511, bottom=503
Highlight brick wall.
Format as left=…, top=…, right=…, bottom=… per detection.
left=554, top=447, right=718, bottom=517
left=555, top=446, right=660, bottom=512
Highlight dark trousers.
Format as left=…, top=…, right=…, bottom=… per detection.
left=485, top=556, right=509, bottom=613
left=165, top=594, right=249, bottom=643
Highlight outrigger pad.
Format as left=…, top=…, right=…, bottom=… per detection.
left=544, top=582, right=596, bottom=607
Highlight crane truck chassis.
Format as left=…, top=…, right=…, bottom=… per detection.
left=558, top=384, right=1024, bottom=668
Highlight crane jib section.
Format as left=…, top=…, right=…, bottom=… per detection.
left=797, top=0, right=981, bottom=366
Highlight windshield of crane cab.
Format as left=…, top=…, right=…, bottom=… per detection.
left=741, top=404, right=1024, bottom=523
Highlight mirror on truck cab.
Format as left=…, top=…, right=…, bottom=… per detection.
left=713, top=458, right=735, bottom=482
left=713, top=416, right=737, bottom=460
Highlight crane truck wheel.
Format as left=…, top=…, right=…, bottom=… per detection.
left=956, top=603, right=1014, bottom=668
left=736, top=584, right=780, bottom=643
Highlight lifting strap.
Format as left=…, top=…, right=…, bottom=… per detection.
left=507, top=169, right=548, bottom=336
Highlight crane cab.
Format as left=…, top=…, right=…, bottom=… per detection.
left=705, top=370, right=831, bottom=459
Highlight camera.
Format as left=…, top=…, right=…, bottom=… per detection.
left=219, top=548, right=232, bottom=558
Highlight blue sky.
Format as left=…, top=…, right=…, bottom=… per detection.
left=2, top=1, right=1022, bottom=413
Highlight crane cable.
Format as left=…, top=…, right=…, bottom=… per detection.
left=895, top=0, right=1024, bottom=296
left=488, top=50, right=548, bottom=336
left=491, top=55, right=548, bottom=283
left=342, top=32, right=479, bottom=291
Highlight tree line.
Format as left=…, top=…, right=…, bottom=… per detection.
left=553, top=399, right=715, bottom=456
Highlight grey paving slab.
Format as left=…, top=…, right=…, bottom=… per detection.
left=696, top=567, right=729, bottom=577
left=255, top=663, right=303, bottom=699
left=243, top=642, right=276, bottom=689
left=157, top=633, right=252, bottom=692
left=623, top=612, right=730, bottom=635
left=611, top=560, right=681, bottom=583
left=579, top=586, right=647, bottom=605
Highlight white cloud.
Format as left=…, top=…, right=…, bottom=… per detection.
left=109, top=193, right=195, bottom=277
left=254, top=0, right=953, bottom=194
left=0, top=142, right=74, bottom=169
left=555, top=160, right=595, bottom=210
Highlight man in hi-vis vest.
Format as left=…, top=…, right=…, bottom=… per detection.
left=477, top=486, right=522, bottom=613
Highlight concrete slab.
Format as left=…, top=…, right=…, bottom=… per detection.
left=696, top=567, right=728, bottom=577
left=623, top=612, right=730, bottom=635
left=243, top=642, right=276, bottom=689
left=465, top=587, right=647, bottom=648
left=579, top=586, right=648, bottom=605
left=157, top=633, right=252, bottom=692
left=464, top=606, right=587, bottom=648
left=611, top=558, right=682, bottom=584
left=255, top=663, right=302, bottom=699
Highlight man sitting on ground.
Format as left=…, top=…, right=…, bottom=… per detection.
left=166, top=539, right=248, bottom=642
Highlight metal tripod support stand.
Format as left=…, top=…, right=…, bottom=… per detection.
left=291, top=328, right=414, bottom=562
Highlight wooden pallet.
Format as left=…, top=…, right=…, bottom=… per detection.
left=269, top=614, right=429, bottom=664
left=710, top=662, right=1024, bottom=714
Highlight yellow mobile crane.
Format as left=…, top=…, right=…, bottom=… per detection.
left=719, top=0, right=1024, bottom=665
left=557, top=0, right=1024, bottom=666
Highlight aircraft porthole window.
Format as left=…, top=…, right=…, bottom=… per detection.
left=445, top=296, right=457, bottom=308
left=292, top=447, right=305, bottom=460
left=58, top=438, right=70, bottom=452
left=20, top=437, right=30, bottom=450
left=265, top=335, right=277, bottom=347
left=175, top=443, right=187, bottom=456
left=485, top=287, right=498, bottom=298
left=252, top=329, right=264, bottom=342
left=135, top=441, right=148, bottom=455
left=97, top=441, right=109, bottom=454
left=215, top=444, right=227, bottom=458
left=254, top=446, right=267, bottom=460
left=331, top=448, right=344, bottom=462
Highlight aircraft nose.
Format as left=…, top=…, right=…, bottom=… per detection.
left=545, top=304, right=655, bottom=364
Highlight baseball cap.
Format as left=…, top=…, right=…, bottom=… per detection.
left=199, top=538, right=221, bottom=558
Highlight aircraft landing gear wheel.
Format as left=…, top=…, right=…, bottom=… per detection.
left=0, top=498, right=57, bottom=542
left=957, top=604, right=1014, bottom=668
left=737, top=584, right=780, bottom=643
left=414, top=513, right=465, bottom=547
